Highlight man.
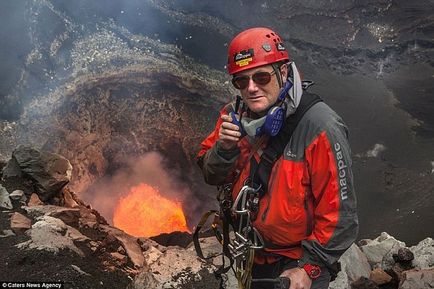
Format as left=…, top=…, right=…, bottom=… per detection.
left=197, top=27, right=358, bottom=289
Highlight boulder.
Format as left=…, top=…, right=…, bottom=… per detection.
left=4, top=145, right=72, bottom=201
left=393, top=247, right=414, bottom=269
left=16, top=215, right=85, bottom=257
left=132, top=245, right=219, bottom=289
left=329, top=243, right=371, bottom=289
left=9, top=190, right=25, bottom=201
left=47, top=207, right=81, bottom=227
left=409, top=238, right=434, bottom=269
left=359, top=232, right=406, bottom=268
left=398, top=268, right=434, bottom=289
left=341, top=243, right=372, bottom=281
left=23, top=204, right=67, bottom=219
left=0, top=184, right=12, bottom=209
left=370, top=268, right=392, bottom=285
left=110, top=252, right=128, bottom=264
left=23, top=204, right=103, bottom=230
left=28, top=193, right=44, bottom=206
left=187, top=236, right=238, bottom=288
left=329, top=269, right=350, bottom=289
left=10, top=212, right=32, bottom=234
left=100, top=225, right=145, bottom=268
left=8, top=189, right=27, bottom=208
left=63, top=188, right=79, bottom=208
left=78, top=207, right=100, bottom=228
left=1, top=155, right=23, bottom=180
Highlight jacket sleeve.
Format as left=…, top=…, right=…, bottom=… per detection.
left=197, top=106, right=241, bottom=185
left=299, top=117, right=359, bottom=271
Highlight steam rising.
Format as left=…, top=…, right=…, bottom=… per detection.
left=82, top=152, right=200, bottom=229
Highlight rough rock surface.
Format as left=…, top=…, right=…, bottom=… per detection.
left=359, top=232, right=406, bottom=268
left=1, top=147, right=433, bottom=289
left=329, top=243, right=371, bottom=289
left=132, top=245, right=219, bottom=289
left=409, top=238, right=434, bottom=269
left=10, top=212, right=32, bottom=234
left=1, top=1, right=434, bottom=252
left=398, top=268, right=434, bottom=289
left=99, top=225, right=145, bottom=268
left=16, top=215, right=85, bottom=257
left=0, top=149, right=140, bottom=288
left=0, top=184, right=12, bottom=209
left=370, top=268, right=393, bottom=285
left=3, top=145, right=72, bottom=201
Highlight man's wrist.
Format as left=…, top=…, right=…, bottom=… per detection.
left=300, top=263, right=321, bottom=280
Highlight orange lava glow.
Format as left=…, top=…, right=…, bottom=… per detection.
left=113, top=183, right=189, bottom=237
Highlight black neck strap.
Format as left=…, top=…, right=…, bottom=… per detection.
left=250, top=93, right=323, bottom=197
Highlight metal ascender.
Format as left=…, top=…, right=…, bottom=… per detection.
left=229, top=184, right=265, bottom=289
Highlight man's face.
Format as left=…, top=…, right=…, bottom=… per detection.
left=234, top=64, right=287, bottom=115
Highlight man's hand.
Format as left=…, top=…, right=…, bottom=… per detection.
left=218, top=114, right=242, bottom=150
left=280, top=267, right=312, bottom=289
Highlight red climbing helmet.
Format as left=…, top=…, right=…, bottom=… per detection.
left=227, top=27, right=289, bottom=75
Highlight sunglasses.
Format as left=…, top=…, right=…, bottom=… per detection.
left=232, top=70, right=276, bottom=90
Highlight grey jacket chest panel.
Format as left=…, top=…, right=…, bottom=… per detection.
left=283, top=102, right=346, bottom=162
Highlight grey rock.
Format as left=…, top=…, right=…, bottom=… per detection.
left=328, top=269, right=350, bottom=289
left=0, top=184, right=12, bottom=209
left=16, top=215, right=84, bottom=257
left=132, top=245, right=219, bottom=289
left=7, top=145, right=72, bottom=201
left=23, top=204, right=104, bottom=233
left=0, top=229, right=16, bottom=238
left=9, top=189, right=25, bottom=201
left=1, top=156, right=23, bottom=179
left=23, top=205, right=66, bottom=219
left=359, top=232, right=406, bottom=268
left=409, top=238, right=434, bottom=269
left=329, top=243, right=371, bottom=289
left=342, top=243, right=372, bottom=281
left=383, top=245, right=409, bottom=270
left=187, top=236, right=238, bottom=288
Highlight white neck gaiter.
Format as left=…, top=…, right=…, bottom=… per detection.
left=239, top=62, right=303, bottom=137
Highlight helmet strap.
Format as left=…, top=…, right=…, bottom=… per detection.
left=272, top=63, right=284, bottom=88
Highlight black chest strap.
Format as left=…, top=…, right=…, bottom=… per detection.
left=252, top=93, right=323, bottom=196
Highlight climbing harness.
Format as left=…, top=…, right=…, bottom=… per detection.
left=194, top=91, right=323, bottom=289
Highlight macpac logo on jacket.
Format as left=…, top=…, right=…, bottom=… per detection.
left=197, top=96, right=358, bottom=266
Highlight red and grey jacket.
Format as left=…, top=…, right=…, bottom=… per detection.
left=197, top=93, right=359, bottom=269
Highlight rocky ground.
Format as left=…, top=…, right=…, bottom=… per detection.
left=0, top=145, right=221, bottom=289
left=1, top=145, right=433, bottom=289
left=1, top=0, right=434, bottom=246
left=0, top=148, right=132, bottom=288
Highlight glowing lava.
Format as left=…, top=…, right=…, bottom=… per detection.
left=113, top=183, right=189, bottom=237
